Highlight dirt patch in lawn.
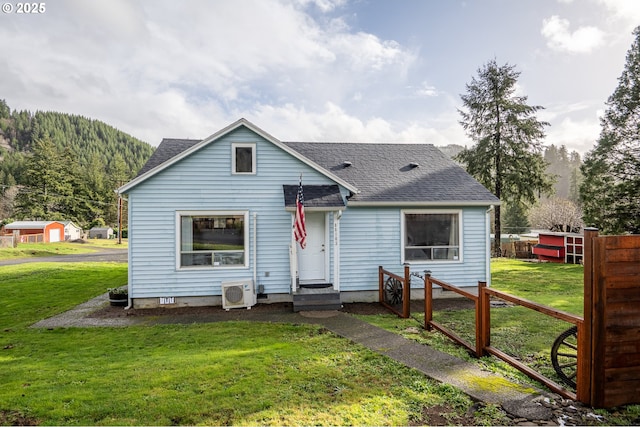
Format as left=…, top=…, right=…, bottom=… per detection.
left=0, top=410, right=39, bottom=426
left=90, top=297, right=475, bottom=319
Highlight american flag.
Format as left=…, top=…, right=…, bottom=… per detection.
left=293, top=176, right=307, bottom=249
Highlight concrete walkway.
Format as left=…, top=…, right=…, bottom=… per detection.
left=32, top=295, right=554, bottom=421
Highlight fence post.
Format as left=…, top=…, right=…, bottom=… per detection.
left=477, top=281, right=488, bottom=357
left=424, top=271, right=432, bottom=331
left=402, top=263, right=410, bottom=318
left=478, top=281, right=490, bottom=355
left=378, top=266, right=383, bottom=304
left=581, top=228, right=598, bottom=405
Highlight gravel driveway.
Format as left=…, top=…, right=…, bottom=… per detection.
left=0, top=248, right=127, bottom=266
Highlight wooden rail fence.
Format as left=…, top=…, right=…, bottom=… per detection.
left=378, top=265, right=410, bottom=318
left=383, top=228, right=640, bottom=408
left=424, top=276, right=583, bottom=401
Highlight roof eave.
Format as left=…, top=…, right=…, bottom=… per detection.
left=284, top=206, right=346, bottom=212
left=118, top=118, right=359, bottom=195
left=119, top=120, right=251, bottom=194
left=346, top=200, right=501, bottom=207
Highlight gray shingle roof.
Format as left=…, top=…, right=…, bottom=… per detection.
left=283, top=142, right=499, bottom=204
left=135, top=138, right=200, bottom=177
left=282, top=185, right=345, bottom=209
left=132, top=131, right=498, bottom=205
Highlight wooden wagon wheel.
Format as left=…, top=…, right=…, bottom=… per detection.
left=384, top=276, right=403, bottom=306
left=551, top=326, right=578, bottom=388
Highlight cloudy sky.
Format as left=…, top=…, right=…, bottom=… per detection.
left=1, top=0, right=639, bottom=155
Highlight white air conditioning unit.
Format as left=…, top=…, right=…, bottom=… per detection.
left=221, top=279, right=256, bottom=310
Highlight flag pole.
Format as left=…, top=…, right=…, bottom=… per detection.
left=293, top=173, right=307, bottom=250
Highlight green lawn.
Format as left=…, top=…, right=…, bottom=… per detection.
left=362, top=259, right=585, bottom=384
left=0, top=240, right=127, bottom=261
left=2, top=258, right=639, bottom=425
left=0, top=262, right=491, bottom=426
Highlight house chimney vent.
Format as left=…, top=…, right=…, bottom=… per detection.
left=343, top=161, right=352, bottom=167
left=409, top=162, right=420, bottom=168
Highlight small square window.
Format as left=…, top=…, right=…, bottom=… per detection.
left=232, top=143, right=256, bottom=174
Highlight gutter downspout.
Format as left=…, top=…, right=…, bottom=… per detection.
left=117, top=191, right=134, bottom=310
left=253, top=212, right=257, bottom=288
left=486, top=205, right=495, bottom=287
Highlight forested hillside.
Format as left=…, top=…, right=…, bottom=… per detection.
left=0, top=99, right=154, bottom=230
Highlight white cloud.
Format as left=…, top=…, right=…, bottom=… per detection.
left=538, top=102, right=593, bottom=122
left=0, top=0, right=417, bottom=145
left=295, top=0, right=347, bottom=13
left=415, top=82, right=439, bottom=97
left=545, top=116, right=600, bottom=155
left=0, top=0, right=619, bottom=157
left=247, top=102, right=461, bottom=146
left=541, top=15, right=605, bottom=54
left=597, top=0, right=640, bottom=33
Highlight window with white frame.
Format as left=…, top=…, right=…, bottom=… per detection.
left=179, top=212, right=248, bottom=268
left=232, top=143, right=256, bottom=174
left=403, top=211, right=461, bottom=262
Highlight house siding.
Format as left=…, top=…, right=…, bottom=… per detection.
left=127, top=127, right=340, bottom=299
left=339, top=206, right=488, bottom=292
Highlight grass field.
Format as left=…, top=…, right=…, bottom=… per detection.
left=359, top=259, right=640, bottom=425
left=0, top=261, right=492, bottom=426
left=0, top=239, right=127, bottom=260
left=362, top=259, right=585, bottom=384
left=1, top=257, right=639, bottom=425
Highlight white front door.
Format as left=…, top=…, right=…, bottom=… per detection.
left=298, top=212, right=326, bottom=282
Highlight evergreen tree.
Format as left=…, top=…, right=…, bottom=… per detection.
left=568, top=167, right=582, bottom=204
left=14, top=137, right=75, bottom=219
left=456, top=59, right=554, bottom=256
left=502, top=202, right=530, bottom=234
left=0, top=99, right=10, bottom=120
left=581, top=27, right=640, bottom=234
left=0, top=100, right=154, bottom=227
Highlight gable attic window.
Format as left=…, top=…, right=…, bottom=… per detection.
left=178, top=211, right=248, bottom=268
left=232, top=143, right=256, bottom=174
left=402, top=210, right=462, bottom=263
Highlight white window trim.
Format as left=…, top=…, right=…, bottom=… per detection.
left=175, top=210, right=249, bottom=270
left=231, top=142, right=256, bottom=175
left=401, top=209, right=463, bottom=264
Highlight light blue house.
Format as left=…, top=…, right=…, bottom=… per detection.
left=118, top=119, right=499, bottom=309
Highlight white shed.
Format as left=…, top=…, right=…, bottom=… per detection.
left=62, top=221, right=83, bottom=240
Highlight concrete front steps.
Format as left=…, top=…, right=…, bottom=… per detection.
left=293, top=284, right=341, bottom=312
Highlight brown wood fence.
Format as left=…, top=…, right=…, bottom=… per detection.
left=390, top=227, right=640, bottom=408
left=424, top=276, right=583, bottom=401
left=379, top=265, right=411, bottom=318
left=583, top=228, right=640, bottom=408
left=19, top=233, right=44, bottom=243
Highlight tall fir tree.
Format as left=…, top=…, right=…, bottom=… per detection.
left=456, top=59, right=553, bottom=255
left=581, top=27, right=640, bottom=234
left=14, top=137, right=75, bottom=220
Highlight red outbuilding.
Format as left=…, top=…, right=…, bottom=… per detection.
left=2, top=221, right=66, bottom=243
left=532, top=232, right=583, bottom=264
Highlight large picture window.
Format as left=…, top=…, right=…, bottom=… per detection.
left=179, top=212, right=247, bottom=268
left=403, top=211, right=461, bottom=262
